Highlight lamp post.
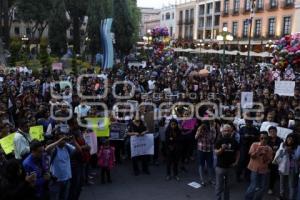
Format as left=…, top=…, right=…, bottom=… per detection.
left=217, top=26, right=234, bottom=80
left=197, top=39, right=204, bottom=54
left=247, top=0, right=256, bottom=67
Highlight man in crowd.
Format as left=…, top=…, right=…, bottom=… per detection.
left=14, top=119, right=32, bottom=160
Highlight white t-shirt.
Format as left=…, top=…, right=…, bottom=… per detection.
left=148, top=80, right=156, bottom=90
left=74, top=105, right=91, bottom=117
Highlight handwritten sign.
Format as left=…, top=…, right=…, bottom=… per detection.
left=52, top=62, right=63, bottom=71
left=241, top=92, right=253, bottom=109
left=275, top=81, right=295, bottom=96
left=29, top=126, right=44, bottom=141
left=130, top=134, right=154, bottom=158
left=0, top=133, right=16, bottom=154
left=109, top=123, right=127, bottom=140
left=260, top=121, right=278, bottom=132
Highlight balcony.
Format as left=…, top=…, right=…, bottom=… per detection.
left=280, top=0, right=294, bottom=9
left=177, top=19, right=184, bottom=25
left=222, top=10, right=229, bottom=17
left=184, top=19, right=194, bottom=25
left=267, top=2, right=279, bottom=10
left=242, top=7, right=251, bottom=14
left=255, top=6, right=264, bottom=12
left=231, top=9, right=240, bottom=16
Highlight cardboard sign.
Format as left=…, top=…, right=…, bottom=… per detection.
left=260, top=121, right=278, bottom=132
left=109, top=122, right=127, bottom=140
left=29, top=126, right=44, bottom=141
left=52, top=62, right=63, bottom=71
left=241, top=92, right=253, bottom=109
left=275, top=81, right=295, bottom=96
left=130, top=134, right=154, bottom=157
left=0, top=133, right=16, bottom=154
left=86, top=117, right=111, bottom=137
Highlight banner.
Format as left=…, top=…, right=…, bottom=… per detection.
left=52, top=62, right=63, bottom=71
left=29, top=126, right=44, bottom=141
left=275, top=81, right=295, bottom=96
left=260, top=121, right=278, bottom=132
left=241, top=92, right=253, bottom=109
left=0, top=133, right=16, bottom=154
left=109, top=122, right=127, bottom=140
left=130, top=134, right=154, bottom=158
left=86, top=117, right=111, bottom=137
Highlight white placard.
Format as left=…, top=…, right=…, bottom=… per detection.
left=188, top=182, right=202, bottom=189
left=130, top=134, right=154, bottom=158
left=260, top=121, right=278, bottom=132
left=0, top=77, right=3, bottom=82
left=277, top=127, right=293, bottom=140
left=83, top=132, right=98, bottom=155
left=275, top=81, right=295, bottom=96
left=241, top=92, right=253, bottom=109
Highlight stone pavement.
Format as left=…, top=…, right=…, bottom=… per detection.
left=80, top=160, right=278, bottom=200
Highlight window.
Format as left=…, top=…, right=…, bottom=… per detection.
left=283, top=16, right=291, bottom=35
left=166, top=13, right=170, bottom=20
left=257, top=0, right=264, bottom=8
left=254, top=19, right=262, bottom=37
left=223, top=22, right=228, bottom=28
left=243, top=20, right=249, bottom=37
left=26, top=28, right=30, bottom=35
left=170, top=27, right=173, bottom=36
left=286, top=0, right=293, bottom=4
left=270, top=0, right=277, bottom=7
left=14, top=27, right=20, bottom=35
left=215, top=2, right=221, bottom=12
left=162, top=14, right=164, bottom=20
left=185, top=10, right=189, bottom=20
left=245, top=0, right=251, bottom=10
left=233, top=0, right=240, bottom=12
left=207, top=16, right=212, bottom=27
left=268, top=18, right=276, bottom=36
left=199, top=5, right=205, bottom=15
left=232, top=22, right=238, bottom=36
left=215, top=16, right=220, bottom=26
left=199, top=17, right=204, bottom=27
left=224, top=0, right=229, bottom=12
left=207, top=3, right=213, bottom=14
left=172, top=13, right=174, bottom=19
left=190, top=9, right=194, bottom=19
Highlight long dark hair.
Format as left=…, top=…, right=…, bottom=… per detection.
left=165, top=119, right=181, bottom=134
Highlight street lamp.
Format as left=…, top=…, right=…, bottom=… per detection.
left=265, top=40, right=274, bottom=58
left=217, top=26, right=234, bottom=80
left=197, top=39, right=204, bottom=53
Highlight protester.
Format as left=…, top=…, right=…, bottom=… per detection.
left=195, top=123, right=215, bottom=186
left=245, top=132, right=273, bottom=200
left=14, top=119, right=32, bottom=160
left=97, top=139, right=115, bottom=184
left=165, top=119, right=181, bottom=181
left=214, top=124, right=240, bottom=200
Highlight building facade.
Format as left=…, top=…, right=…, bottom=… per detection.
left=139, top=7, right=161, bottom=37
left=219, top=0, right=299, bottom=45
left=160, top=5, right=176, bottom=38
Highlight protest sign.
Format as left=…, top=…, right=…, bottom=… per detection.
left=29, top=126, right=44, bottom=141
left=109, top=122, right=127, bottom=140
left=260, top=121, right=278, bottom=132
left=241, top=92, right=253, bottom=109
left=52, top=62, right=63, bottom=71
left=83, top=131, right=98, bottom=155
left=188, top=182, right=202, bottom=189
left=127, top=100, right=139, bottom=111
left=0, top=133, right=16, bottom=154
left=274, top=81, right=295, bottom=96
left=86, top=117, right=111, bottom=137
left=130, top=134, right=154, bottom=158
left=276, top=127, right=293, bottom=140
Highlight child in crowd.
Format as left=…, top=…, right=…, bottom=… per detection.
left=97, top=139, right=115, bottom=184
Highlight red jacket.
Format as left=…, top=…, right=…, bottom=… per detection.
left=97, top=146, right=115, bottom=169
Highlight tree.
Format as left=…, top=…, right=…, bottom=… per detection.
left=48, top=0, right=69, bottom=56
left=16, top=0, right=52, bottom=43
left=0, top=0, right=17, bottom=48
left=86, top=0, right=113, bottom=60
left=64, top=0, right=88, bottom=54
left=39, top=39, right=50, bottom=67
left=113, top=0, right=139, bottom=56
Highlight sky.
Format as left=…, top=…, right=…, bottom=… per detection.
left=137, top=0, right=176, bottom=9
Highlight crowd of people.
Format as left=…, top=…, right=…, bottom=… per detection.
left=0, top=52, right=299, bottom=200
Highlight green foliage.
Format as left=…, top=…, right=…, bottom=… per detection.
left=48, top=0, right=69, bottom=56
left=9, top=38, right=22, bottom=66
left=113, top=0, right=139, bottom=55
left=38, top=39, right=50, bottom=67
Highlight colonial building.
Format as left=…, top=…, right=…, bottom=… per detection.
left=139, top=7, right=161, bottom=37
left=160, top=5, right=176, bottom=38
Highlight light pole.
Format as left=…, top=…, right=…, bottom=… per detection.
left=197, top=39, right=204, bottom=54
left=247, top=0, right=256, bottom=67
left=217, top=26, right=233, bottom=80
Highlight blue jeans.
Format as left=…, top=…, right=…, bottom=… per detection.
left=197, top=150, right=214, bottom=182
left=49, top=179, right=71, bottom=200
left=215, top=167, right=232, bottom=200
left=245, top=171, right=268, bottom=200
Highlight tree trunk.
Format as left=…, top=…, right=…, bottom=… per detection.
left=73, top=16, right=80, bottom=54
left=3, top=0, right=10, bottom=48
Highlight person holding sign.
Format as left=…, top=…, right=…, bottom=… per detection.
left=127, top=115, right=150, bottom=176
left=14, top=119, right=32, bottom=160
left=245, top=132, right=273, bottom=200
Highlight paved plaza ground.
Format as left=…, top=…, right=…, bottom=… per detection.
left=80, top=160, right=277, bottom=200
